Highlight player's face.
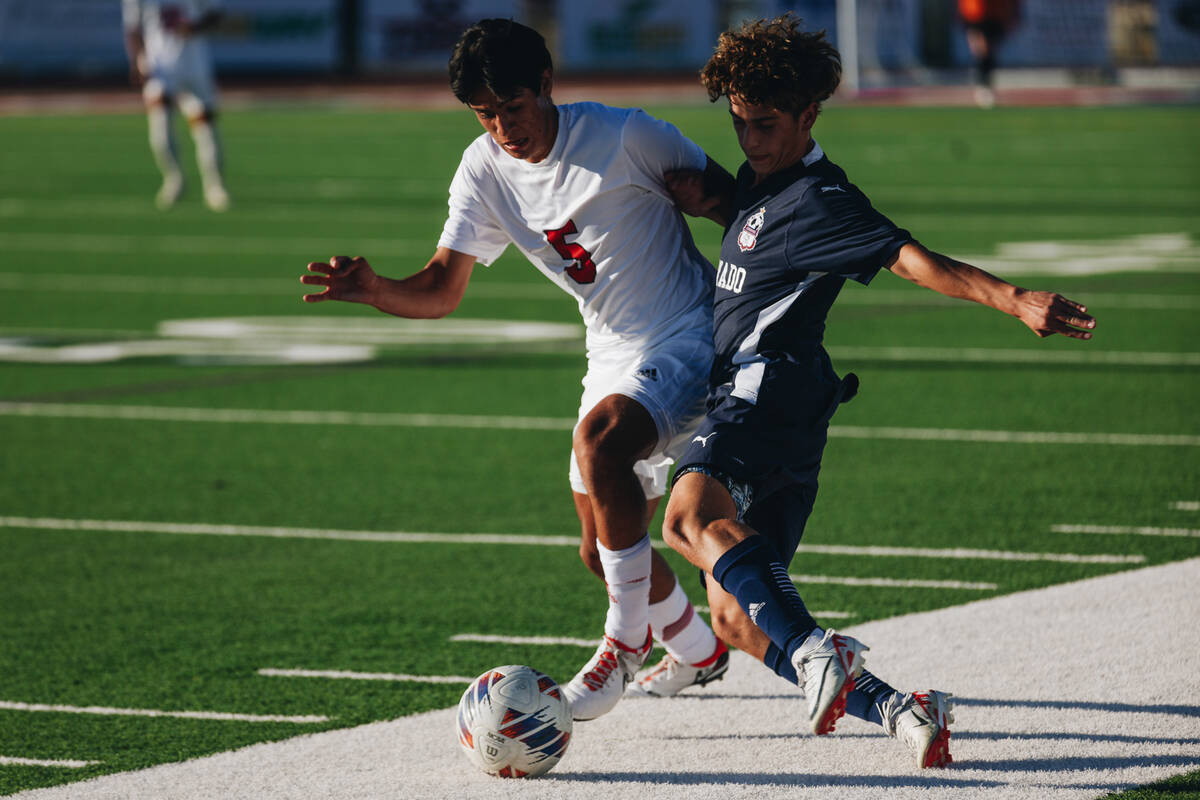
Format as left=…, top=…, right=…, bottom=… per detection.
left=728, top=96, right=814, bottom=181
left=467, top=76, right=558, bottom=164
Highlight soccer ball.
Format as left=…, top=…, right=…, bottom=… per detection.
left=456, top=665, right=573, bottom=778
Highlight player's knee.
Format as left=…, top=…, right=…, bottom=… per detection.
left=572, top=415, right=633, bottom=473
left=661, top=501, right=705, bottom=556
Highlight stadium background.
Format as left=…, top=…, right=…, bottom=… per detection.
left=0, top=1, right=1198, bottom=799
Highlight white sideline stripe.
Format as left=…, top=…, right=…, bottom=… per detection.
left=790, top=574, right=997, bottom=590
left=449, top=634, right=600, bottom=648
left=1053, top=524, right=1200, bottom=538
left=0, top=756, right=100, bottom=768
left=1170, top=501, right=1200, bottom=511
left=0, top=517, right=1141, bottom=568
left=257, top=669, right=472, bottom=684
left=0, top=516, right=580, bottom=547
left=2, top=402, right=1197, bottom=447
left=796, top=543, right=1144, bottom=564
left=0, top=701, right=329, bottom=724
left=827, top=345, right=1200, bottom=367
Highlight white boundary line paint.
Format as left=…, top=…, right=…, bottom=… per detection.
left=826, top=345, right=1200, bottom=367
left=449, top=634, right=602, bottom=648
left=0, top=701, right=329, bottom=724
left=2, top=402, right=1196, bottom=446
left=20, top=561, right=1195, bottom=800
left=0, top=757, right=100, bottom=768
left=1053, top=524, right=1200, bottom=538
left=0, top=517, right=1141, bottom=566
left=1170, top=501, right=1200, bottom=511
left=790, top=574, right=997, bottom=590
left=256, top=669, right=473, bottom=684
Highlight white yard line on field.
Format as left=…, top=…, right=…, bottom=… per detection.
left=257, top=669, right=473, bottom=684
left=0, top=701, right=329, bottom=724
left=0, top=757, right=100, bottom=768
left=789, top=574, right=997, bottom=590
left=827, top=345, right=1200, bottom=367
left=1170, top=501, right=1200, bottom=511
left=1053, top=524, right=1200, bottom=538
left=2, top=402, right=1197, bottom=446
left=0, top=517, right=1141, bottom=569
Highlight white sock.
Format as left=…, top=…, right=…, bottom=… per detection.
left=147, top=106, right=181, bottom=183
left=191, top=118, right=225, bottom=190
left=648, top=579, right=719, bottom=665
left=597, top=535, right=652, bottom=647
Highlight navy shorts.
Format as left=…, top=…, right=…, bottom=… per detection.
left=674, top=354, right=857, bottom=564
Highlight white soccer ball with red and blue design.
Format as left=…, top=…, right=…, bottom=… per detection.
left=456, top=664, right=572, bottom=778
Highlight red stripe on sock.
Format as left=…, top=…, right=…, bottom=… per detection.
left=691, top=639, right=728, bottom=668
left=661, top=603, right=695, bottom=641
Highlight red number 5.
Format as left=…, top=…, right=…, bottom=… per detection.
left=544, top=220, right=596, bottom=284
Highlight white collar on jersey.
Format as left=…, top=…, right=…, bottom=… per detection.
left=803, top=139, right=825, bottom=167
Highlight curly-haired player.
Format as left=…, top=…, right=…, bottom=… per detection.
left=661, top=14, right=1094, bottom=768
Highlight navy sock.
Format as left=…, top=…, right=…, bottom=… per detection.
left=764, top=642, right=798, bottom=684
left=711, top=537, right=819, bottom=660
left=844, top=669, right=897, bottom=728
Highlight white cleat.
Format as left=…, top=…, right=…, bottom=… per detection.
left=628, top=640, right=730, bottom=697
left=791, top=629, right=867, bottom=735
left=155, top=175, right=184, bottom=210
left=561, top=627, right=651, bottom=721
left=883, top=689, right=955, bottom=768
left=203, top=183, right=231, bottom=212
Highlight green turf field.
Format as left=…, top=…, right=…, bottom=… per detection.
left=0, top=101, right=1197, bottom=796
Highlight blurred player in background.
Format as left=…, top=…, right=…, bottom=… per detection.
left=301, top=19, right=734, bottom=721
left=122, top=0, right=231, bottom=211
left=959, top=0, right=1021, bottom=107
left=661, top=14, right=1094, bottom=768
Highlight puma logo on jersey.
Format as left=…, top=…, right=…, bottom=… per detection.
left=716, top=260, right=747, bottom=294
left=692, top=432, right=717, bottom=447
left=820, top=184, right=847, bottom=193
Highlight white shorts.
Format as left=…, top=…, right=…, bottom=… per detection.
left=568, top=325, right=712, bottom=499
left=143, top=48, right=218, bottom=116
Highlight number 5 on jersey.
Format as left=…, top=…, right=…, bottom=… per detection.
left=545, top=220, right=597, bottom=284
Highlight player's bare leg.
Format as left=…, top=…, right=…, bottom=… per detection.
left=189, top=108, right=229, bottom=212
left=145, top=95, right=183, bottom=209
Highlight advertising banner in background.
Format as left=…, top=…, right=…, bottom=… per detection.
left=360, top=0, right=521, bottom=71
left=558, top=0, right=720, bottom=71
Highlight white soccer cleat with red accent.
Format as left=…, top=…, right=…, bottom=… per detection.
left=628, top=639, right=730, bottom=697
left=884, top=689, right=955, bottom=768
left=561, top=627, right=652, bottom=721
left=791, top=629, right=867, bottom=735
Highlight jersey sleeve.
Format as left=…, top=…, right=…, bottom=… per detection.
left=619, top=109, right=707, bottom=190
left=787, top=179, right=912, bottom=284
left=436, top=150, right=510, bottom=267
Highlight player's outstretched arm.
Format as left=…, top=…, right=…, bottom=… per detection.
left=886, top=242, right=1096, bottom=340
left=665, top=156, right=735, bottom=227
left=301, top=247, right=476, bottom=320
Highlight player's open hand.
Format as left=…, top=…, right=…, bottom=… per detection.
left=1013, top=289, right=1095, bottom=339
left=301, top=256, right=378, bottom=304
left=665, top=169, right=720, bottom=219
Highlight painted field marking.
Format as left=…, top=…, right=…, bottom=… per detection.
left=790, top=574, right=997, bottom=590
left=827, top=345, right=1200, bottom=367
left=1170, top=501, right=1200, bottom=512
left=449, top=633, right=600, bottom=648
left=257, top=669, right=472, bottom=684
left=2, top=402, right=1197, bottom=447
left=0, top=756, right=100, bottom=768
left=0, top=517, right=1141, bottom=567
left=0, top=701, right=329, bottom=724
left=1053, top=524, right=1200, bottom=539
left=696, top=606, right=854, bottom=618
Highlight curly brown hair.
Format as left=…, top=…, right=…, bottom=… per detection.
left=700, top=14, right=841, bottom=116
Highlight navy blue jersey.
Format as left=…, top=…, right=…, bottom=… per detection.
left=711, top=142, right=912, bottom=393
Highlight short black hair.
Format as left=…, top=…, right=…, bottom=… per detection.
left=448, top=19, right=553, bottom=104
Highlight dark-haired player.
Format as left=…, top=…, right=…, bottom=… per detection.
left=301, top=19, right=733, bottom=721
left=661, top=14, right=1094, bottom=768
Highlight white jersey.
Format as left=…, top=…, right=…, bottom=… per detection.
left=122, top=0, right=217, bottom=73
left=438, top=102, right=714, bottom=356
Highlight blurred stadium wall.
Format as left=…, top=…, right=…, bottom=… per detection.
left=0, top=0, right=1197, bottom=90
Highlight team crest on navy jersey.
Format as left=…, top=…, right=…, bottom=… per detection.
left=737, top=207, right=766, bottom=252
